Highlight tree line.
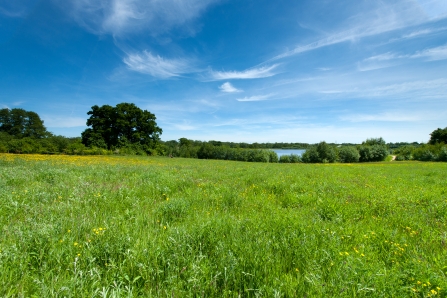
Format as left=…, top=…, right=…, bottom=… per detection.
left=1, top=104, right=446, bottom=163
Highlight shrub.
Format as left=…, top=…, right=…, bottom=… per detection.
left=358, top=144, right=388, bottom=162
left=289, top=154, right=301, bottom=163
left=393, top=145, right=414, bottom=161
left=302, top=146, right=320, bottom=163
left=338, top=146, right=360, bottom=163
left=279, top=155, right=290, bottom=163
left=438, top=146, right=447, bottom=162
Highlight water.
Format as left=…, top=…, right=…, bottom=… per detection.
left=271, top=149, right=306, bottom=157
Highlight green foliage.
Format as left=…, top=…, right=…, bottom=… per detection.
left=338, top=146, right=360, bottom=163
left=393, top=145, right=414, bottom=161
left=81, top=103, right=162, bottom=152
left=197, top=143, right=277, bottom=163
left=429, top=127, right=447, bottom=145
left=362, top=137, right=386, bottom=146
left=301, top=146, right=320, bottom=163
left=279, top=154, right=301, bottom=163
left=279, top=155, right=290, bottom=163
left=302, top=142, right=337, bottom=163
left=412, top=143, right=447, bottom=161
left=0, top=108, right=48, bottom=138
left=357, top=138, right=389, bottom=162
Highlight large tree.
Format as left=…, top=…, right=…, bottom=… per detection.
left=429, top=127, right=447, bottom=145
left=81, top=103, right=162, bottom=150
left=0, top=108, right=47, bottom=138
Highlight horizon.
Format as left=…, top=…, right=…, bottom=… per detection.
left=1, top=0, right=446, bottom=144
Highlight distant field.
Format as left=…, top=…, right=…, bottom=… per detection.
left=0, top=154, right=446, bottom=297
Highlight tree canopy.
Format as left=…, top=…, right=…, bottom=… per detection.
left=81, top=103, right=162, bottom=150
left=0, top=108, right=47, bottom=138
left=429, top=127, right=447, bottom=145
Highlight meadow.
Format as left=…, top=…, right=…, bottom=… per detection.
left=0, top=154, right=446, bottom=297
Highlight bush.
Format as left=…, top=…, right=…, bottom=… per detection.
left=358, top=144, right=388, bottom=162
left=438, top=146, right=447, bottom=162
left=393, top=145, right=414, bottom=161
left=289, top=154, right=301, bottom=163
left=302, top=146, right=320, bottom=163
left=338, top=146, right=360, bottom=163
left=279, top=155, right=290, bottom=163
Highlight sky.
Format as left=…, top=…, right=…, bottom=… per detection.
left=1, top=0, right=446, bottom=143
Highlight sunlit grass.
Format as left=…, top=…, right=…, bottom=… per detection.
left=0, top=154, right=446, bottom=297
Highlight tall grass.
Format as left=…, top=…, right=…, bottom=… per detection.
left=0, top=154, right=446, bottom=297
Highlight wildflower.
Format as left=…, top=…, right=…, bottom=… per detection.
left=164, top=226, right=167, bottom=230
left=431, top=289, right=437, bottom=295
left=74, top=242, right=78, bottom=246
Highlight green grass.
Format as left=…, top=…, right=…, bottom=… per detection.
left=1, top=154, right=446, bottom=297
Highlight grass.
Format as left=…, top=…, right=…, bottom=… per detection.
left=0, top=153, right=446, bottom=297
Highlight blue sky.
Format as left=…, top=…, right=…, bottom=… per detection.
left=1, top=0, right=446, bottom=143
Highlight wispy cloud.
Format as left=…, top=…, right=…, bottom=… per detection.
left=123, top=51, right=190, bottom=78
left=59, top=0, right=220, bottom=36
left=340, top=112, right=421, bottom=123
left=210, top=64, right=279, bottom=80
left=271, top=1, right=442, bottom=60
left=219, top=82, right=242, bottom=93
left=236, top=93, right=275, bottom=102
left=400, top=26, right=447, bottom=39
left=412, top=44, right=447, bottom=60
left=359, top=44, right=447, bottom=71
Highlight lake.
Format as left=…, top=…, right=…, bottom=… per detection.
left=271, top=149, right=306, bottom=157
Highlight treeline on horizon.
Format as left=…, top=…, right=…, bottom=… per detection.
left=1, top=106, right=446, bottom=163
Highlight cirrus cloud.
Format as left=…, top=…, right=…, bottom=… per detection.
left=123, top=50, right=191, bottom=78
left=210, top=64, right=279, bottom=80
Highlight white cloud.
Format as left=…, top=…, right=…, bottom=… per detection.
left=358, top=45, right=447, bottom=71
left=210, top=64, right=279, bottom=80
left=236, top=93, right=275, bottom=102
left=412, top=44, right=447, bottom=60
left=340, top=112, right=421, bottom=123
left=271, top=1, right=442, bottom=60
left=58, top=0, right=220, bottom=36
left=123, top=51, right=190, bottom=78
left=219, top=82, right=242, bottom=93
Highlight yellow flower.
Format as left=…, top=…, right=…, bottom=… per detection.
left=74, top=242, right=78, bottom=246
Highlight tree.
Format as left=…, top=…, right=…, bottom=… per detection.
left=429, top=127, right=447, bottom=145
left=81, top=103, right=162, bottom=151
left=0, top=108, right=47, bottom=138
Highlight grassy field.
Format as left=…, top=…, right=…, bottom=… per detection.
left=0, top=154, right=446, bottom=297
